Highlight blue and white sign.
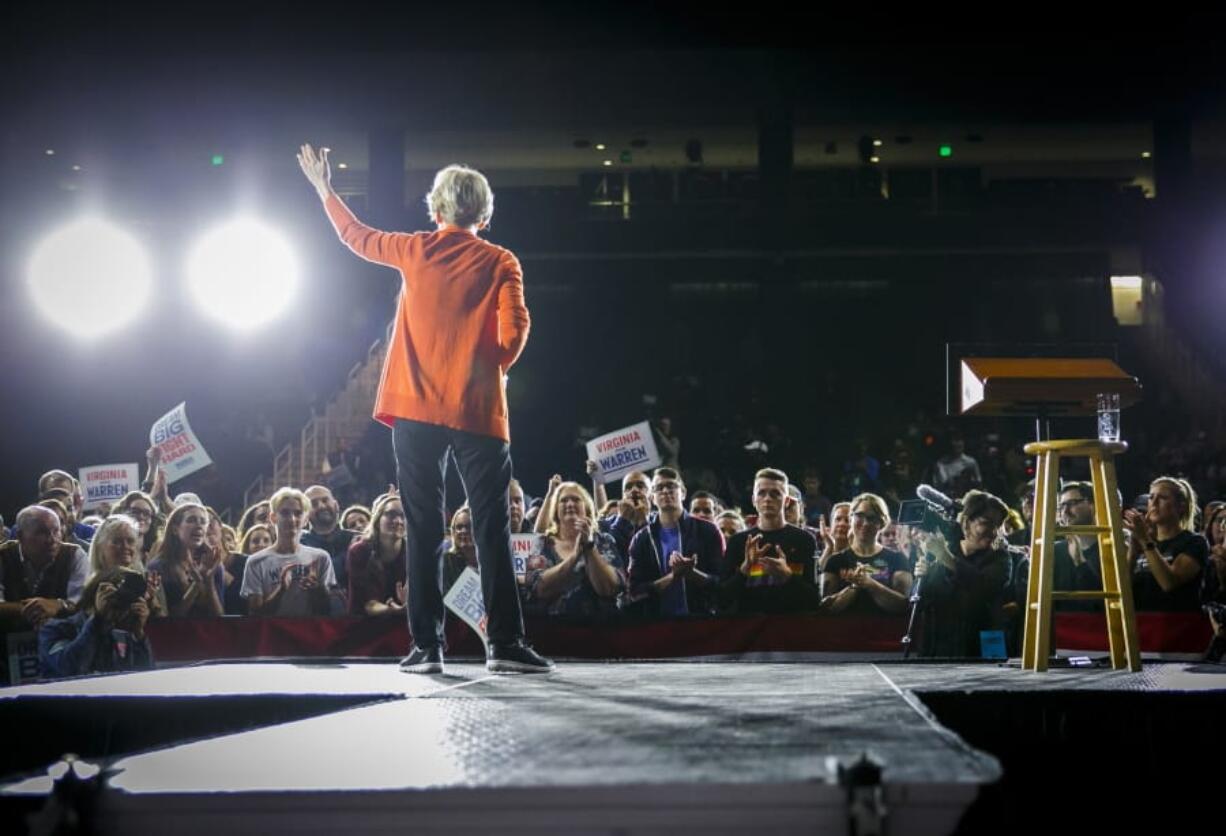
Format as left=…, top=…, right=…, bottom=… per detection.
left=78, top=463, right=140, bottom=511
left=585, top=420, right=662, bottom=485
left=149, top=402, right=213, bottom=483
left=510, top=533, right=544, bottom=583
left=443, top=567, right=488, bottom=648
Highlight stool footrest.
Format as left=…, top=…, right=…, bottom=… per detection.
left=1030, top=591, right=1121, bottom=607
left=1053, top=525, right=1113, bottom=535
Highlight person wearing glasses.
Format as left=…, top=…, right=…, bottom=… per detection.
left=111, top=491, right=160, bottom=562
left=624, top=468, right=724, bottom=617
left=913, top=489, right=1011, bottom=657
left=819, top=493, right=912, bottom=614
left=347, top=494, right=408, bottom=617
left=1009, top=481, right=1105, bottom=614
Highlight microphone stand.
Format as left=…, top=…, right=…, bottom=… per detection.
left=901, top=572, right=923, bottom=659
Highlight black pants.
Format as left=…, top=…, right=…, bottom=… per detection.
left=392, top=418, right=525, bottom=648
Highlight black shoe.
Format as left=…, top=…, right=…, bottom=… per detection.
left=486, top=640, right=555, bottom=674
left=399, top=645, right=444, bottom=674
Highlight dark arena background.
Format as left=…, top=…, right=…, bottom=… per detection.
left=2, top=6, right=1226, bottom=835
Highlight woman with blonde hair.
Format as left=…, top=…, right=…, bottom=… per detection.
left=442, top=505, right=478, bottom=591
left=1122, top=476, right=1208, bottom=611
left=524, top=482, right=624, bottom=616
left=820, top=493, right=912, bottom=614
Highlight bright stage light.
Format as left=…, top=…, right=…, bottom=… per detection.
left=27, top=217, right=154, bottom=340
left=186, top=218, right=298, bottom=330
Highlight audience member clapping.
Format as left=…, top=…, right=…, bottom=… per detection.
left=1123, top=476, right=1208, bottom=611
left=525, top=482, right=625, bottom=616
left=625, top=468, right=723, bottom=617
left=241, top=488, right=338, bottom=616
left=146, top=504, right=225, bottom=618
left=817, top=501, right=852, bottom=569
left=820, top=493, right=912, bottom=614
left=301, top=485, right=356, bottom=595
left=719, top=468, right=820, bottom=614
left=347, top=493, right=407, bottom=617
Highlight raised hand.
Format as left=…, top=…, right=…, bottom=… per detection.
left=818, top=517, right=835, bottom=553
left=297, top=144, right=333, bottom=198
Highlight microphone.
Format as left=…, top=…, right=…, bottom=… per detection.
left=916, top=484, right=962, bottom=515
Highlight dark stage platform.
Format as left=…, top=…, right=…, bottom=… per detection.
left=2, top=660, right=1224, bottom=835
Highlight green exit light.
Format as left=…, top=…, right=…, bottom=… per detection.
left=619, top=150, right=633, bottom=163
left=938, top=145, right=952, bottom=158
left=211, top=154, right=225, bottom=166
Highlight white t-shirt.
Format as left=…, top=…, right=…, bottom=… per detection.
left=240, top=544, right=336, bottom=616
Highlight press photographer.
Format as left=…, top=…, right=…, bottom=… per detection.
left=911, top=488, right=1011, bottom=658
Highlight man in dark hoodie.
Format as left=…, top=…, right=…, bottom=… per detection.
left=625, top=468, right=724, bottom=617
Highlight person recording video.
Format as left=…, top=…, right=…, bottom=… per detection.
left=912, top=489, right=1011, bottom=658
left=38, top=566, right=154, bottom=678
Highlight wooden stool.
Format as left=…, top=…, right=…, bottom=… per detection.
left=1021, top=439, right=1141, bottom=671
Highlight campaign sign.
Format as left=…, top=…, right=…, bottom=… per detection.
left=149, top=402, right=213, bottom=483
left=443, top=567, right=488, bottom=648
left=79, top=463, right=140, bottom=511
left=6, top=632, right=39, bottom=686
left=510, top=533, right=544, bottom=584
left=585, top=420, right=662, bottom=485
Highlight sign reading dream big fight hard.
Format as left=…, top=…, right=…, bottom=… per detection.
left=149, top=402, right=213, bottom=483
left=510, top=533, right=544, bottom=583
left=443, top=567, right=488, bottom=648
left=585, top=421, right=662, bottom=485
left=78, top=463, right=140, bottom=511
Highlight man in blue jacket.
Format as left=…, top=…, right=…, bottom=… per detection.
left=625, top=468, right=724, bottom=617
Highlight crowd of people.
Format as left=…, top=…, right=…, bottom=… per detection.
left=4, top=434, right=1225, bottom=681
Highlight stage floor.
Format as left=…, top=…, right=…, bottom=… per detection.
left=3, top=660, right=1224, bottom=835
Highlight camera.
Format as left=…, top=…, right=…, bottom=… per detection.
left=112, top=570, right=148, bottom=608
left=896, top=496, right=961, bottom=542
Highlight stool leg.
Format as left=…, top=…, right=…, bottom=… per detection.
left=1022, top=452, right=1048, bottom=670
left=1032, top=452, right=1061, bottom=672
left=1090, top=454, right=1125, bottom=669
left=1099, top=456, right=1141, bottom=671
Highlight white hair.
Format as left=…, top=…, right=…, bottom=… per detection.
left=87, top=514, right=144, bottom=576
left=426, top=164, right=493, bottom=228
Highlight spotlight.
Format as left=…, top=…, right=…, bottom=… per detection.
left=27, top=218, right=153, bottom=340
left=186, top=218, right=298, bottom=330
